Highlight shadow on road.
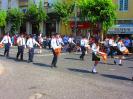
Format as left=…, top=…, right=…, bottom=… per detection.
left=101, top=74, right=132, bottom=81
left=99, top=62, right=115, bottom=65
left=128, top=67, right=133, bottom=69
left=64, top=58, right=81, bottom=61
left=68, top=68, right=92, bottom=74
left=33, top=63, right=51, bottom=68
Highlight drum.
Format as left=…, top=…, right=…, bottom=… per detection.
left=0, top=44, right=4, bottom=48
left=122, top=49, right=129, bottom=54
left=54, top=48, right=61, bottom=56
left=99, top=52, right=107, bottom=63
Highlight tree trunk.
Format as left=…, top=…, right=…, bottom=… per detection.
left=100, top=31, right=104, bottom=41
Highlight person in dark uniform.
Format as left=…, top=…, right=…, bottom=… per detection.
left=16, top=34, right=26, bottom=61
left=80, top=36, right=86, bottom=60
left=26, top=34, right=41, bottom=63
left=51, top=33, right=61, bottom=68
left=0, top=33, right=12, bottom=58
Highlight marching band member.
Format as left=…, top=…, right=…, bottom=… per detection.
left=108, top=36, right=117, bottom=58
left=16, top=34, right=26, bottom=61
left=91, top=40, right=100, bottom=74
left=51, top=33, right=61, bottom=68
left=68, top=35, right=75, bottom=53
left=115, top=39, right=128, bottom=66
left=0, top=33, right=12, bottom=58
left=26, top=34, right=41, bottom=63
left=80, top=36, right=87, bottom=60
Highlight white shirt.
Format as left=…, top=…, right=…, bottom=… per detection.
left=1, top=35, right=12, bottom=44
left=26, top=38, right=39, bottom=48
left=109, top=39, right=117, bottom=47
left=117, top=41, right=126, bottom=52
left=80, top=39, right=88, bottom=47
left=91, top=43, right=99, bottom=54
left=58, top=37, right=64, bottom=45
left=68, top=37, right=75, bottom=44
left=51, top=38, right=61, bottom=50
left=17, top=37, right=26, bottom=46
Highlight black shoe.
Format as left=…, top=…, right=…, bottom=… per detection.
left=119, top=64, right=123, bottom=66
left=27, top=60, right=32, bottom=63
left=20, top=58, right=23, bottom=61
left=114, top=60, right=116, bottom=65
left=132, top=77, right=133, bottom=81
left=51, top=64, right=54, bottom=68
left=91, top=71, right=98, bottom=74
left=80, top=57, right=84, bottom=60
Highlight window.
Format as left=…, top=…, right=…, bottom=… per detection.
left=119, top=0, right=128, bottom=11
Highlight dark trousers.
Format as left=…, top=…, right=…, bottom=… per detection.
left=28, top=48, right=34, bottom=62
left=4, top=43, right=10, bottom=57
left=16, top=46, right=24, bottom=60
left=51, top=49, right=58, bottom=67
left=108, top=46, right=116, bottom=57
left=80, top=46, right=86, bottom=60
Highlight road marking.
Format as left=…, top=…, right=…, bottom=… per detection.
left=109, top=69, right=116, bottom=71
left=29, top=93, right=47, bottom=99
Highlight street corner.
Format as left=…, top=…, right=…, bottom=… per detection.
left=0, top=64, right=6, bottom=75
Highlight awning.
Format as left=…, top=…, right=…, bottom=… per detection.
left=108, top=24, right=133, bottom=34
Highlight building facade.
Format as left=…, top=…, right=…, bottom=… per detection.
left=0, top=0, right=51, bottom=35
left=108, top=0, right=133, bottom=35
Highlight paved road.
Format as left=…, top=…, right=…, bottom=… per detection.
left=0, top=48, right=133, bottom=99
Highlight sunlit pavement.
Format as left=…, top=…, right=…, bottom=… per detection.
left=0, top=47, right=133, bottom=99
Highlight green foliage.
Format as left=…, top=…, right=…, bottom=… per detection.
left=53, top=1, right=74, bottom=25
left=0, top=10, right=7, bottom=27
left=25, top=0, right=47, bottom=33
left=7, top=8, right=24, bottom=34
left=77, top=0, right=116, bottom=31
left=38, top=0, right=47, bottom=23
left=25, top=0, right=47, bottom=24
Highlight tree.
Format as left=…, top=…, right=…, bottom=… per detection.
left=53, top=0, right=74, bottom=33
left=25, top=0, right=47, bottom=33
left=54, top=0, right=74, bottom=24
left=0, top=10, right=7, bottom=28
left=77, top=0, right=116, bottom=40
left=7, top=8, right=24, bottom=34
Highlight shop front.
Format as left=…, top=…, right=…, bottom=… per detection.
left=70, top=21, right=100, bottom=36
left=108, top=24, right=133, bottom=37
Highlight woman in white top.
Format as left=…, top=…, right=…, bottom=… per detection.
left=91, top=40, right=100, bottom=73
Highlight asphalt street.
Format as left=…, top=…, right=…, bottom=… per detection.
left=0, top=47, right=133, bottom=99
